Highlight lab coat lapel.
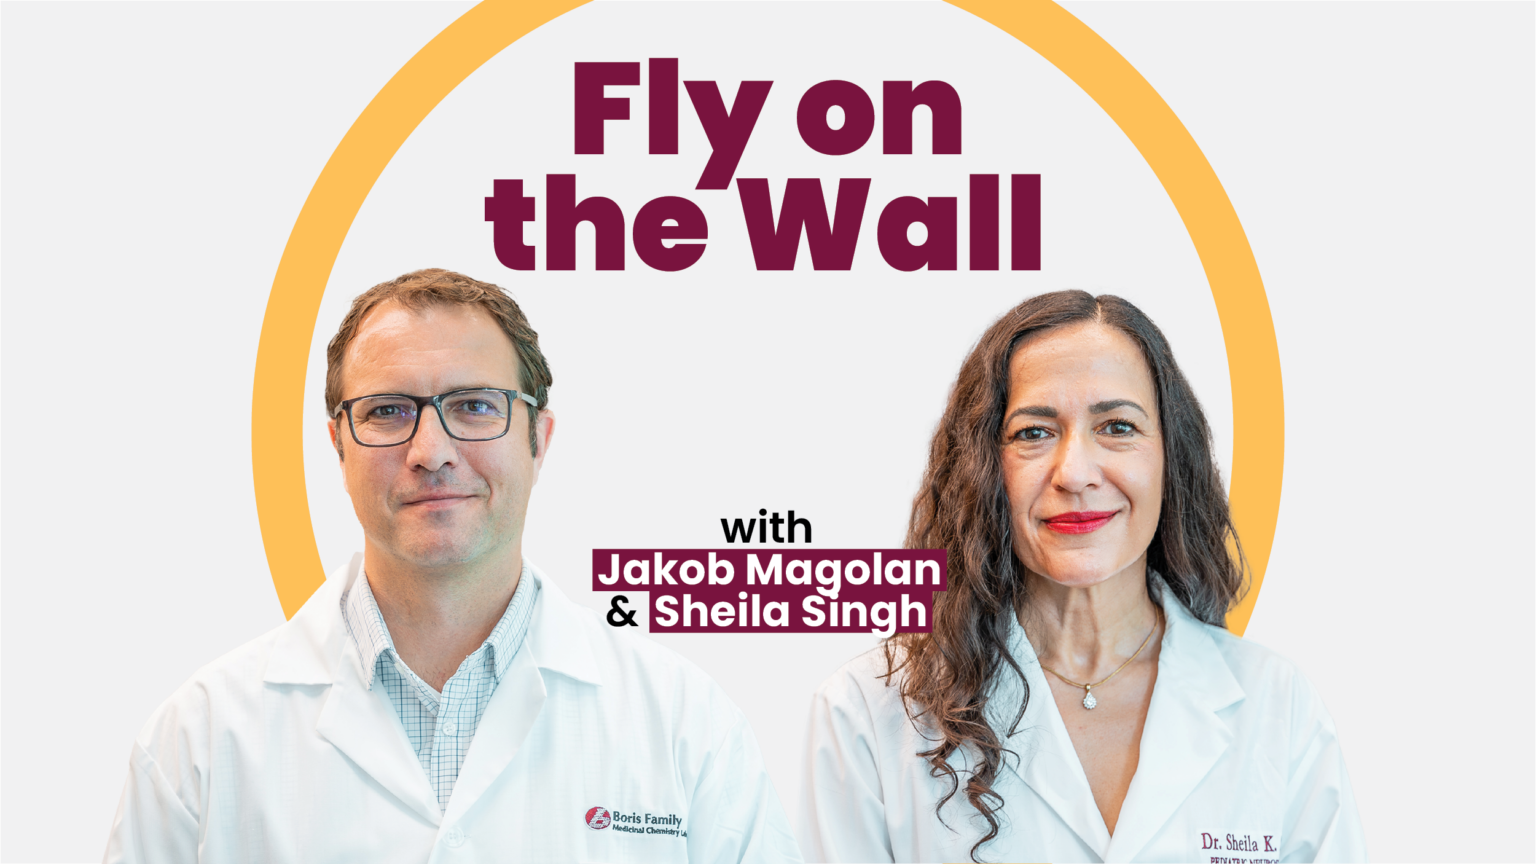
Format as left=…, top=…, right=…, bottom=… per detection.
left=315, top=640, right=443, bottom=825
left=1104, top=596, right=1244, bottom=862
left=265, top=554, right=441, bottom=826
left=519, top=567, right=604, bottom=687
left=997, top=618, right=1114, bottom=857
left=440, top=567, right=600, bottom=825
left=439, top=615, right=547, bottom=826
left=262, top=555, right=356, bottom=686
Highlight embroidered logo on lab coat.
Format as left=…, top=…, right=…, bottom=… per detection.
left=590, top=809, right=688, bottom=838
left=1200, top=831, right=1279, bottom=863
left=585, top=807, right=612, bottom=830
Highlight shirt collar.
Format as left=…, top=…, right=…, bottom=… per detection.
left=339, top=562, right=541, bottom=690
left=482, top=564, right=540, bottom=683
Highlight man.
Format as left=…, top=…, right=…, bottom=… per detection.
left=105, top=269, right=801, bottom=862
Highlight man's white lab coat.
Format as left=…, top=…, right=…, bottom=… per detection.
left=799, top=587, right=1366, bottom=863
left=106, top=556, right=802, bottom=863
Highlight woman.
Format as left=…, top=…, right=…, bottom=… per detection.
left=799, top=291, right=1364, bottom=863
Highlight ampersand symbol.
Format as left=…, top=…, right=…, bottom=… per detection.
left=606, top=595, right=638, bottom=628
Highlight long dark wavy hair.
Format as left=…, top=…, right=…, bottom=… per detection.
left=884, top=290, right=1247, bottom=861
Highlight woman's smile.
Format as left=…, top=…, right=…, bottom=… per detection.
left=1042, top=510, right=1119, bottom=534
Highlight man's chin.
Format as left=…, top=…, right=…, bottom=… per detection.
left=380, top=532, right=494, bottom=571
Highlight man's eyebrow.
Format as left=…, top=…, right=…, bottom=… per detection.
left=1090, top=399, right=1149, bottom=415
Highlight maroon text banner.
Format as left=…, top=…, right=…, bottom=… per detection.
left=591, top=548, right=948, bottom=634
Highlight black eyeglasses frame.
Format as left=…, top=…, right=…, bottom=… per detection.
left=334, top=388, right=539, bottom=448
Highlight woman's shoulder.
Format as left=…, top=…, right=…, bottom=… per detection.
left=1203, top=620, right=1302, bottom=675
left=814, top=643, right=901, bottom=704
left=1177, top=610, right=1335, bottom=729
left=810, top=642, right=927, bottom=740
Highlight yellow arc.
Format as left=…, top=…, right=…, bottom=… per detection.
left=254, top=0, right=1282, bottom=635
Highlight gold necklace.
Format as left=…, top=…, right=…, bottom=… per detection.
left=1038, top=610, right=1161, bottom=710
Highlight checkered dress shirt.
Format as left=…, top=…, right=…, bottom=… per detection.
left=340, top=565, right=540, bottom=812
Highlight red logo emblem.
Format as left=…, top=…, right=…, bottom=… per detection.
left=585, top=807, right=612, bottom=830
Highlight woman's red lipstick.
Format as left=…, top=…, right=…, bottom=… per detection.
left=1043, top=511, right=1117, bottom=534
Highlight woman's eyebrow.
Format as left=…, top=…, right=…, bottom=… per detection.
left=1090, top=399, right=1148, bottom=415
left=1007, top=405, right=1058, bottom=422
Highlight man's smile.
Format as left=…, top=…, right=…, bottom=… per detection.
left=399, top=490, right=477, bottom=509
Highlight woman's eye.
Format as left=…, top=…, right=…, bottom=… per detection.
left=1103, top=420, right=1137, bottom=436
left=1016, top=426, right=1050, bottom=441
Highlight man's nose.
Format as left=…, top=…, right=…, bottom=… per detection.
left=406, top=406, right=459, bottom=472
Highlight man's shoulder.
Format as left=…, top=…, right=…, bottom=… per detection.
left=138, top=567, right=350, bottom=738
left=535, top=575, right=728, bottom=685
left=528, top=569, right=745, bottom=720
left=133, top=623, right=290, bottom=748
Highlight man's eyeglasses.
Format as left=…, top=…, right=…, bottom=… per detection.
left=334, top=388, right=539, bottom=447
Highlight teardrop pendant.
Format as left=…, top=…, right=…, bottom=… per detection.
left=1082, top=689, right=1097, bottom=710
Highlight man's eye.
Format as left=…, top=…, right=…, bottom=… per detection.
left=369, top=405, right=407, bottom=419
left=453, top=399, right=498, bottom=416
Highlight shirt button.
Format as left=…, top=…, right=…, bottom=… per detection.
left=442, top=721, right=457, bottom=736
left=446, top=826, right=465, bottom=847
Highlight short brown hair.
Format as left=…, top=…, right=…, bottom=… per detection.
left=325, top=268, right=553, bottom=455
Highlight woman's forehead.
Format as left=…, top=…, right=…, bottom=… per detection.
left=1006, top=323, right=1156, bottom=406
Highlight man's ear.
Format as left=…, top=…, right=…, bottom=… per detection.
left=531, top=409, right=555, bottom=477
left=328, top=417, right=345, bottom=461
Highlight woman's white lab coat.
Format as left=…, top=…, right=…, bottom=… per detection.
left=799, top=588, right=1365, bottom=863
left=105, top=557, right=801, bottom=863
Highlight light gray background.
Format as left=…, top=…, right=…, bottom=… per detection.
left=3, top=2, right=1531, bottom=861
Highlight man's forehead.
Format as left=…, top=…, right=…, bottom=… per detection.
left=343, top=300, right=520, bottom=387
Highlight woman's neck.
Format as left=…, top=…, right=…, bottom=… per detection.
left=1019, top=559, right=1160, bottom=682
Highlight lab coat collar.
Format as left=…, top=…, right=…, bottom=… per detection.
left=991, top=607, right=1111, bottom=855
left=263, top=554, right=441, bottom=823
left=1106, top=583, right=1245, bottom=862
left=261, top=554, right=604, bottom=826
left=992, top=577, right=1246, bottom=861
left=263, top=555, right=603, bottom=688
left=261, top=553, right=360, bottom=686
left=521, top=560, right=604, bottom=687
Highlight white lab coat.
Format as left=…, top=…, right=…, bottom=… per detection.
left=799, top=586, right=1365, bottom=863
left=106, top=556, right=802, bottom=863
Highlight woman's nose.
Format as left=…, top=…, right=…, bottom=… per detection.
left=1051, top=430, right=1102, bottom=493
